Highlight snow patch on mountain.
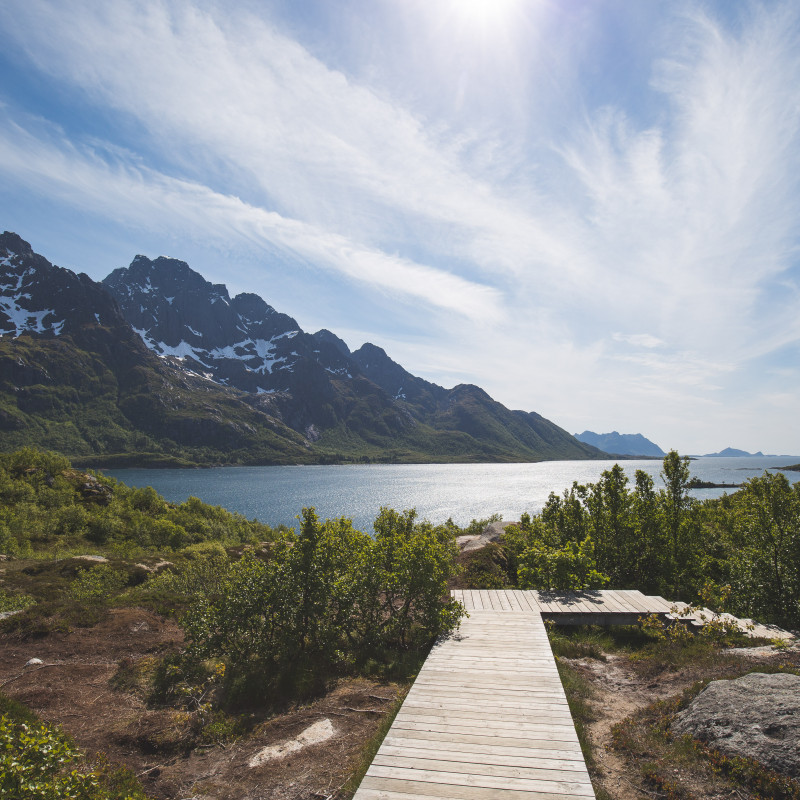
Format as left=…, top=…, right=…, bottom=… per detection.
left=130, top=326, right=298, bottom=375
left=0, top=300, right=63, bottom=337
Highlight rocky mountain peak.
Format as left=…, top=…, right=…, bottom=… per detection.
left=0, top=231, right=123, bottom=339
left=312, top=329, right=350, bottom=357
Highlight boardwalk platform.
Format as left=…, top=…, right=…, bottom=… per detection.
left=453, top=588, right=673, bottom=626
left=353, top=589, right=793, bottom=799
left=354, top=608, right=595, bottom=800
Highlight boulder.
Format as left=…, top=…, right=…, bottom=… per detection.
left=458, top=520, right=517, bottom=553
left=248, top=718, right=335, bottom=767
left=672, top=672, right=800, bottom=779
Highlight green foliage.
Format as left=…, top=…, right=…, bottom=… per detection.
left=546, top=622, right=608, bottom=661
left=68, top=565, right=129, bottom=606
left=0, top=588, right=35, bottom=614
left=555, top=660, right=598, bottom=769
left=722, top=471, right=800, bottom=628
left=0, top=448, right=277, bottom=559
left=476, top=451, right=800, bottom=630
left=518, top=534, right=608, bottom=591
left=179, top=506, right=463, bottom=707
left=143, top=543, right=231, bottom=607
left=0, top=699, right=149, bottom=800
left=461, top=542, right=510, bottom=588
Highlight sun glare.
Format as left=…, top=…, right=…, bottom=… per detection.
left=456, top=0, right=520, bottom=24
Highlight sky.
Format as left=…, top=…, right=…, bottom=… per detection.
left=1, top=0, right=799, bottom=456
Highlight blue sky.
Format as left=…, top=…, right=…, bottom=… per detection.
left=1, top=0, right=799, bottom=455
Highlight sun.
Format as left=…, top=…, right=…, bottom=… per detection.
left=456, top=0, right=521, bottom=24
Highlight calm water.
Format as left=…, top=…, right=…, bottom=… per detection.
left=101, top=456, right=800, bottom=533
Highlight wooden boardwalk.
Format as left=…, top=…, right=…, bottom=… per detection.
left=453, top=588, right=674, bottom=624
left=353, top=608, right=595, bottom=800
left=353, top=589, right=794, bottom=799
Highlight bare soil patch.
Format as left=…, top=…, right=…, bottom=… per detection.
left=565, top=643, right=800, bottom=799
left=0, top=607, right=403, bottom=800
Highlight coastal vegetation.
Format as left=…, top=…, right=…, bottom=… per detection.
left=464, top=452, right=800, bottom=630
left=1, top=446, right=798, bottom=798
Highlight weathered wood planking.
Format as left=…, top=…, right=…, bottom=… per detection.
left=455, top=589, right=679, bottom=623
left=353, top=588, right=792, bottom=800
left=353, top=610, right=596, bottom=800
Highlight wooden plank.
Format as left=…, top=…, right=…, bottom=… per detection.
left=531, top=591, right=563, bottom=614
left=377, top=745, right=587, bottom=772
left=405, top=686, right=569, bottom=702
left=358, top=778, right=593, bottom=800
left=382, top=728, right=584, bottom=754
left=380, top=735, right=586, bottom=762
left=615, top=589, right=656, bottom=614
left=647, top=595, right=675, bottom=613
left=371, top=754, right=589, bottom=782
left=397, top=709, right=578, bottom=726
left=390, top=721, right=581, bottom=743
left=571, top=593, right=607, bottom=614
left=470, top=589, right=485, bottom=611
left=364, top=767, right=595, bottom=795
left=478, top=589, right=497, bottom=610
left=603, top=589, right=640, bottom=613
left=514, top=589, right=541, bottom=612
left=402, top=698, right=570, bottom=713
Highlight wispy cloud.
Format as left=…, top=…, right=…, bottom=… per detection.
left=1, top=0, right=799, bottom=452
left=612, top=333, right=664, bottom=349
left=0, top=113, right=501, bottom=318
left=0, top=0, right=587, bottom=286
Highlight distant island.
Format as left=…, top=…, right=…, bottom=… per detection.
left=574, top=430, right=665, bottom=458
left=701, top=447, right=765, bottom=457
left=687, top=478, right=742, bottom=489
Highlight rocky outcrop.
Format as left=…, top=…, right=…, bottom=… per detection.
left=457, top=520, right=518, bottom=552
left=672, top=672, right=800, bottom=779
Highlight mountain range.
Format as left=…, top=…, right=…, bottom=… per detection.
left=0, top=231, right=606, bottom=467
left=574, top=430, right=665, bottom=458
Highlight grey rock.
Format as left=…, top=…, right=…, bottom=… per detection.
left=458, top=521, right=517, bottom=553
left=672, top=672, right=800, bottom=778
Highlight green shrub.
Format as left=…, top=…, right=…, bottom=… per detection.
left=179, top=507, right=463, bottom=708
left=0, top=711, right=149, bottom=800
left=0, top=588, right=35, bottom=614
left=68, top=565, right=128, bottom=605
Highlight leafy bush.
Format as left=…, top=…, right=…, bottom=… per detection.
left=0, top=588, right=35, bottom=614
left=180, top=507, right=463, bottom=707
left=0, top=710, right=149, bottom=800
left=69, top=565, right=129, bottom=605
left=0, top=448, right=278, bottom=558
